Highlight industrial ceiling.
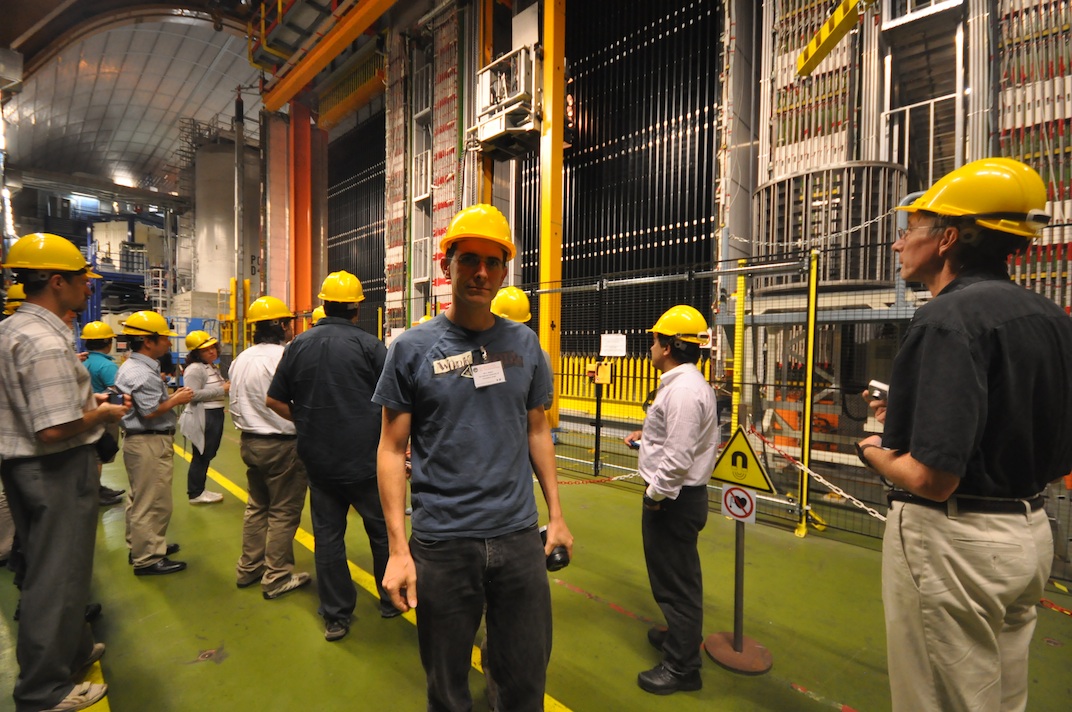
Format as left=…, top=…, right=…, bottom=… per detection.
left=1, top=1, right=263, bottom=198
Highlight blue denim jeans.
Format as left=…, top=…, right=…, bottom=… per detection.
left=410, top=525, right=551, bottom=712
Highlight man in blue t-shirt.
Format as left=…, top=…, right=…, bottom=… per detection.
left=374, top=204, right=573, bottom=711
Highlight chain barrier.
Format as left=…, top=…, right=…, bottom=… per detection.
left=546, top=472, right=641, bottom=485
left=748, top=426, right=888, bottom=522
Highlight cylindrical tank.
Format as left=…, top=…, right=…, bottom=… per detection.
left=193, top=143, right=260, bottom=294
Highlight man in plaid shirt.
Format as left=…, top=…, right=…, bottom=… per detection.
left=0, top=233, right=129, bottom=712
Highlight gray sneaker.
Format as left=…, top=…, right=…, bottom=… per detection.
left=325, top=619, right=349, bottom=642
left=262, top=572, right=311, bottom=600
left=42, top=681, right=108, bottom=712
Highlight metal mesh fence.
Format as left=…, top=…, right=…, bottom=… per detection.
left=327, top=111, right=387, bottom=338
left=488, top=241, right=1072, bottom=550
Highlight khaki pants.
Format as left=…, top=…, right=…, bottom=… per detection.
left=883, top=500, right=1052, bottom=712
left=236, top=434, right=308, bottom=590
left=123, top=433, right=175, bottom=567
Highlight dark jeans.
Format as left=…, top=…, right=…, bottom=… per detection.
left=1, top=446, right=98, bottom=712
left=308, top=477, right=391, bottom=622
left=410, top=526, right=552, bottom=712
left=642, top=484, right=709, bottom=674
left=187, top=408, right=224, bottom=498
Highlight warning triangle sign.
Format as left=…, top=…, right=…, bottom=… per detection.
left=712, top=426, right=775, bottom=494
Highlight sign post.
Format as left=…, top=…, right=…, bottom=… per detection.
left=705, top=426, right=774, bottom=675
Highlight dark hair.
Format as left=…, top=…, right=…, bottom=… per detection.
left=85, top=338, right=112, bottom=351
left=253, top=321, right=287, bottom=344
left=928, top=213, right=1029, bottom=275
left=324, top=301, right=356, bottom=319
left=184, top=346, right=215, bottom=367
left=656, top=333, right=701, bottom=365
left=127, top=335, right=149, bottom=353
left=14, top=270, right=79, bottom=297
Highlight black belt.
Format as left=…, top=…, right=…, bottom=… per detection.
left=241, top=432, right=296, bottom=440
left=888, top=491, right=1044, bottom=514
left=125, top=429, right=175, bottom=437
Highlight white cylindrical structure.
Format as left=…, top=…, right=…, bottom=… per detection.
left=193, top=143, right=260, bottom=294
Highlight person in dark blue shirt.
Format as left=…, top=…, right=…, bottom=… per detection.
left=267, top=271, right=392, bottom=642
left=375, top=204, right=573, bottom=711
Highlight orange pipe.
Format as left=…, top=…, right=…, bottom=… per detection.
left=263, top=0, right=398, bottom=112
left=289, top=101, right=313, bottom=317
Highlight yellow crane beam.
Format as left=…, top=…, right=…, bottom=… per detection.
left=796, top=0, right=879, bottom=77
left=262, top=0, right=396, bottom=112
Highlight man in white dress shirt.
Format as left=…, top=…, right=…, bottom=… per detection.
left=229, top=296, right=310, bottom=599
left=625, top=304, right=719, bottom=696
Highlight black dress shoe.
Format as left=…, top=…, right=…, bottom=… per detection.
left=133, top=558, right=187, bottom=576
left=647, top=626, right=668, bottom=650
left=637, top=664, right=702, bottom=695
left=84, top=603, right=102, bottom=622
left=128, top=543, right=180, bottom=565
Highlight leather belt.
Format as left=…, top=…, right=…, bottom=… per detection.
left=125, top=428, right=175, bottom=436
left=241, top=432, right=296, bottom=440
left=888, top=490, right=1044, bottom=514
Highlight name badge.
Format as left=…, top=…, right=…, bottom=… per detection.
left=472, top=361, right=506, bottom=388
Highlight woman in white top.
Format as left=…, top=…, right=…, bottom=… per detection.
left=179, top=330, right=228, bottom=504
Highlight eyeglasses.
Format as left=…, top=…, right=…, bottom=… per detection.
left=454, top=253, right=505, bottom=271
left=896, top=224, right=938, bottom=240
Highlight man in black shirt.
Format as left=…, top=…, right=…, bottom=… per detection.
left=858, top=158, right=1072, bottom=712
left=267, top=272, right=392, bottom=642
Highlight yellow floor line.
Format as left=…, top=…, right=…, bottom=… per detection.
left=174, top=444, right=572, bottom=712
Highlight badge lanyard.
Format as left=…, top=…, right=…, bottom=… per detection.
left=471, top=344, right=505, bottom=388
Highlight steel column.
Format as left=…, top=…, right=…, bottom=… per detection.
left=540, top=0, right=565, bottom=427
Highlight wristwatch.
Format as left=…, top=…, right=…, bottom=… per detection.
left=855, top=442, right=884, bottom=469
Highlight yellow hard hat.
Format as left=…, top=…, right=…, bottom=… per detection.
left=246, top=296, right=293, bottom=323
left=649, top=305, right=710, bottom=344
left=417, top=314, right=433, bottom=324
left=80, top=321, right=116, bottom=339
left=896, top=157, right=1050, bottom=238
left=317, top=271, right=365, bottom=304
left=491, top=286, right=531, bottom=323
left=6, top=283, right=26, bottom=301
left=185, top=330, right=218, bottom=351
left=2, top=233, right=101, bottom=277
left=311, top=306, right=326, bottom=325
left=122, top=310, right=177, bottom=337
left=440, top=204, right=515, bottom=260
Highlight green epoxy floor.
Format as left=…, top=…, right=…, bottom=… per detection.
left=1, top=423, right=1070, bottom=711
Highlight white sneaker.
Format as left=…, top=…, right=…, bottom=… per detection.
left=42, top=681, right=108, bottom=712
left=263, top=571, right=312, bottom=600
left=189, top=490, right=224, bottom=504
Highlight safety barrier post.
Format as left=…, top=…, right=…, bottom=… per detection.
left=794, top=250, right=820, bottom=537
